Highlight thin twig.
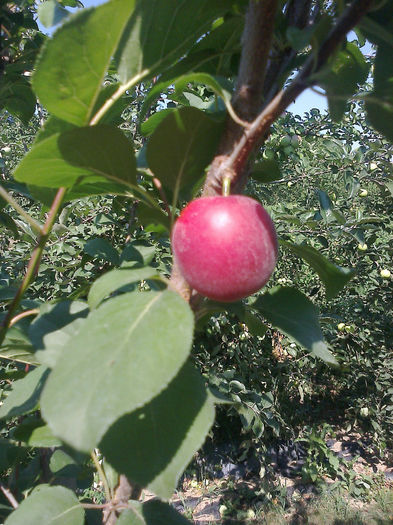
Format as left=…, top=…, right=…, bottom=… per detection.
left=0, top=185, right=43, bottom=234
left=91, top=450, right=112, bottom=502
left=0, top=482, right=18, bottom=509
left=0, top=187, right=67, bottom=345
left=9, top=309, right=39, bottom=327
left=152, top=177, right=172, bottom=222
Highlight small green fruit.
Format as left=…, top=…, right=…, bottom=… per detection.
left=358, top=243, right=367, bottom=251
left=263, top=149, right=275, bottom=160
left=337, top=323, right=345, bottom=332
left=291, top=135, right=300, bottom=147
left=380, top=269, right=391, bottom=279
left=359, top=189, right=368, bottom=197
left=369, top=162, right=377, bottom=171
left=360, top=407, right=369, bottom=417
left=280, top=136, right=291, bottom=147
left=287, top=181, right=293, bottom=187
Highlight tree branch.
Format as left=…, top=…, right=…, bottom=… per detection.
left=103, top=475, right=142, bottom=525
left=205, top=0, right=374, bottom=194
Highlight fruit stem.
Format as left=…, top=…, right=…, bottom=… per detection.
left=222, top=176, right=231, bottom=196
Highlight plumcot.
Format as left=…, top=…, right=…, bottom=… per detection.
left=171, top=195, right=278, bottom=302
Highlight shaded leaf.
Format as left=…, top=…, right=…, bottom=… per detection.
left=12, top=419, right=62, bottom=447
left=116, top=0, right=230, bottom=84
left=38, top=0, right=70, bottom=28
left=253, top=287, right=337, bottom=365
left=29, top=301, right=88, bottom=368
left=41, top=290, right=194, bottom=451
left=101, top=361, right=215, bottom=499
left=118, top=499, right=192, bottom=525
left=5, top=485, right=84, bottom=525
left=33, top=0, right=135, bottom=125
left=88, top=267, right=162, bottom=309
left=146, top=107, right=223, bottom=202
left=0, top=366, right=49, bottom=420
left=83, top=238, right=120, bottom=266
left=14, top=125, right=137, bottom=190
left=250, top=160, right=281, bottom=183
left=280, top=241, right=355, bottom=300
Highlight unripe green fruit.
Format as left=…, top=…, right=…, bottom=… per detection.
left=360, top=407, right=369, bottom=417
left=283, top=146, right=292, bottom=155
left=369, top=162, right=377, bottom=171
left=359, top=189, right=368, bottom=197
left=291, top=135, right=300, bottom=147
left=280, top=136, right=291, bottom=147
left=337, top=323, right=345, bottom=332
left=263, top=149, right=275, bottom=160
left=287, top=181, right=293, bottom=187
left=358, top=243, right=367, bottom=251
left=380, top=269, right=391, bottom=279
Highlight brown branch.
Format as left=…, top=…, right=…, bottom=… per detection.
left=205, top=0, right=374, bottom=194
left=202, top=0, right=279, bottom=197
left=103, top=475, right=142, bottom=525
left=0, top=482, right=18, bottom=509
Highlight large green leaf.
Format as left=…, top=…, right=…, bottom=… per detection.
left=115, top=0, right=229, bottom=84
left=253, top=287, right=337, bottom=365
left=101, top=361, right=215, bottom=499
left=250, top=160, right=282, bottom=183
left=38, top=0, right=70, bottom=28
left=33, top=0, right=135, bottom=125
left=280, top=241, right=355, bottom=300
left=146, top=107, right=223, bottom=202
left=0, top=345, right=40, bottom=366
left=5, top=485, right=84, bottom=525
left=83, top=238, right=120, bottom=266
left=118, top=500, right=192, bottom=525
left=88, top=267, right=162, bottom=309
left=41, top=290, right=194, bottom=451
left=29, top=301, right=88, bottom=368
left=365, top=45, right=393, bottom=142
left=13, top=125, right=137, bottom=190
left=0, top=77, right=36, bottom=124
left=0, top=366, right=49, bottom=420
left=317, top=42, right=369, bottom=121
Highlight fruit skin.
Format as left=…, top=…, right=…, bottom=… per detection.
left=171, top=195, right=278, bottom=302
left=337, top=323, right=346, bottom=332
left=358, top=243, right=367, bottom=251
left=359, top=188, right=368, bottom=197
left=380, top=269, right=391, bottom=279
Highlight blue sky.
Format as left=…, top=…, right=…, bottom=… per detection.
left=42, top=0, right=375, bottom=117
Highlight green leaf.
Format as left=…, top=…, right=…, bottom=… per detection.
left=317, top=42, right=369, bottom=121
left=5, top=485, right=84, bottom=525
left=0, top=212, right=19, bottom=237
left=12, top=419, right=62, bottom=447
left=136, top=202, right=170, bottom=233
left=29, top=301, right=88, bottom=368
left=83, top=238, right=120, bottom=266
left=88, top=267, right=162, bottom=309
left=38, top=0, right=69, bottom=28
left=116, top=0, right=230, bottom=84
left=280, top=241, right=355, bottom=300
left=140, top=72, right=231, bottom=123
left=0, top=345, right=40, bottom=366
left=120, top=242, right=156, bottom=267
left=101, top=361, right=215, bottom=499
left=243, top=311, right=268, bottom=338
left=365, top=96, right=393, bottom=143
left=250, top=160, right=282, bottom=183
left=146, top=107, right=223, bottom=202
left=14, top=125, right=137, bottom=190
left=118, top=500, right=192, bottom=525
left=33, top=0, right=135, bottom=125
left=0, top=78, right=36, bottom=124
left=253, top=287, right=337, bottom=365
left=0, top=366, right=49, bottom=420
left=41, top=290, right=194, bottom=451
left=318, top=189, right=334, bottom=222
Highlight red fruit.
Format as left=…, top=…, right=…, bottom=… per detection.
left=171, top=195, right=278, bottom=302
